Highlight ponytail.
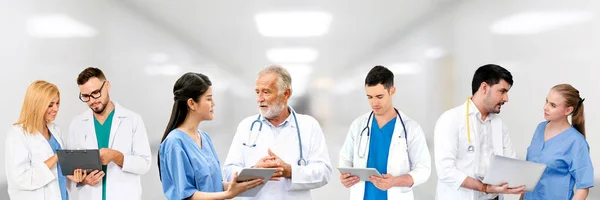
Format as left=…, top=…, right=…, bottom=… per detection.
left=158, top=72, right=212, bottom=180
left=571, top=98, right=585, bottom=138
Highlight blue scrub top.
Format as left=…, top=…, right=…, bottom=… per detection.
left=364, top=118, right=396, bottom=200
left=524, top=121, right=594, bottom=200
left=47, top=132, right=68, bottom=200
left=159, top=129, right=224, bottom=200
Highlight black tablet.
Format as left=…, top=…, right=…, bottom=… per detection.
left=56, top=149, right=102, bottom=175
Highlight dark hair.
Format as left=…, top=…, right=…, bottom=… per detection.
left=365, top=65, right=394, bottom=91
left=552, top=84, right=586, bottom=138
left=77, top=67, right=107, bottom=85
left=471, top=64, right=513, bottom=95
left=158, top=72, right=212, bottom=179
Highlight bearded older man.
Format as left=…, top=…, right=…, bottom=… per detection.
left=222, top=65, right=332, bottom=200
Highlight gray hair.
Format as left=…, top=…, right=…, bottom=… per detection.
left=258, top=65, right=292, bottom=96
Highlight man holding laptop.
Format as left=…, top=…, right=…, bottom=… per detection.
left=433, top=64, right=525, bottom=200
left=338, top=66, right=431, bottom=200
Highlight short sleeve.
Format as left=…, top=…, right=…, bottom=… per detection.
left=569, top=138, right=594, bottom=189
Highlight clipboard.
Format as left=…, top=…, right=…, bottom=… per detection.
left=56, top=149, right=102, bottom=175
left=235, top=168, right=276, bottom=197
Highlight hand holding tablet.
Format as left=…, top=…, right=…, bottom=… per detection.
left=234, top=168, right=276, bottom=197
left=337, top=167, right=382, bottom=182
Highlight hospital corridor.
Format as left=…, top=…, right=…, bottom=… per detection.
left=1, top=0, right=600, bottom=199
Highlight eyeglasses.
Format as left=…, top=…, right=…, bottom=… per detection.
left=79, top=81, right=106, bottom=102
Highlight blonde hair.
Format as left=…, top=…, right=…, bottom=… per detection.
left=551, top=84, right=585, bottom=137
left=14, top=80, right=60, bottom=134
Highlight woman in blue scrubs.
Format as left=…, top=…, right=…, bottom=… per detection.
left=523, top=84, right=594, bottom=200
left=158, top=72, right=264, bottom=200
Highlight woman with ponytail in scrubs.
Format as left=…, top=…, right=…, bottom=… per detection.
left=523, top=84, right=594, bottom=200
left=158, top=72, right=264, bottom=200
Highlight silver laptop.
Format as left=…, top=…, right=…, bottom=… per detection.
left=482, top=155, right=547, bottom=191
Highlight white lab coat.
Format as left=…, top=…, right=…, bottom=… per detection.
left=5, top=123, right=65, bottom=200
left=338, top=110, right=431, bottom=200
left=434, top=100, right=516, bottom=200
left=222, top=107, right=333, bottom=200
left=65, top=102, right=152, bottom=200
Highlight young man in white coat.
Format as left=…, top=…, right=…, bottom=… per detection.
left=434, top=64, right=525, bottom=200
left=338, top=65, right=431, bottom=200
left=65, top=67, right=152, bottom=200
left=222, top=65, right=333, bottom=200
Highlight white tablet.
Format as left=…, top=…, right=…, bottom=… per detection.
left=236, top=168, right=276, bottom=197
left=482, top=155, right=547, bottom=191
left=337, top=167, right=382, bottom=182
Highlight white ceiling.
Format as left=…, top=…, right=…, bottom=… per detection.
left=122, top=0, right=451, bottom=82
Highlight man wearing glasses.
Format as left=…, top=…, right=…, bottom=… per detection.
left=65, top=67, right=151, bottom=200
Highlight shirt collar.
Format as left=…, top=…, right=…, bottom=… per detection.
left=468, top=98, right=493, bottom=122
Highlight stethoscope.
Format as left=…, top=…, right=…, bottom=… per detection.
left=466, top=97, right=475, bottom=153
left=243, top=109, right=307, bottom=166
left=357, top=108, right=408, bottom=160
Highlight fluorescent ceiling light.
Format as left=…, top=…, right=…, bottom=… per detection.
left=388, top=63, right=421, bottom=75
left=266, top=48, right=319, bottom=63
left=255, top=11, right=332, bottom=37
left=27, top=14, right=97, bottom=38
left=490, top=11, right=594, bottom=35
left=145, top=64, right=181, bottom=76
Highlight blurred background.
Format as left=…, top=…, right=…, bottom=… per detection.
left=1, top=0, right=598, bottom=199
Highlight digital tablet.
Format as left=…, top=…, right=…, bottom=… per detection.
left=337, top=167, right=382, bottom=182
left=482, top=155, right=547, bottom=191
left=236, top=168, right=276, bottom=197
left=56, top=149, right=102, bottom=175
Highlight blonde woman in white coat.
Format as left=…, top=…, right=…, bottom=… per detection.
left=5, top=80, right=86, bottom=200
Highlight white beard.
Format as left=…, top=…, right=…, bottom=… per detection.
left=259, top=101, right=286, bottom=119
